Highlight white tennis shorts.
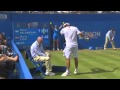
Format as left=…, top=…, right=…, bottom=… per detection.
left=63, top=46, right=78, bottom=59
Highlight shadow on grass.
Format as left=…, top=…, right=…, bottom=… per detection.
left=30, top=66, right=120, bottom=78
left=30, top=66, right=66, bottom=79
left=30, top=65, right=66, bottom=74
left=78, top=67, right=119, bottom=75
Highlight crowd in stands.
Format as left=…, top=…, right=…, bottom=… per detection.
left=0, top=11, right=120, bottom=14
left=0, top=32, right=18, bottom=79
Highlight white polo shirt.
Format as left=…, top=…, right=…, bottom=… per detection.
left=106, top=30, right=115, bottom=40
left=60, top=26, right=81, bottom=47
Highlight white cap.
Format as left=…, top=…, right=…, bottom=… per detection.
left=63, top=23, right=70, bottom=27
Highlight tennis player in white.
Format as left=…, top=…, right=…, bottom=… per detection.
left=60, top=23, right=84, bottom=76
left=104, top=29, right=116, bottom=50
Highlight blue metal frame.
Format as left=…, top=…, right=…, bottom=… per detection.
left=11, top=40, right=33, bottom=79
left=26, top=50, right=45, bottom=79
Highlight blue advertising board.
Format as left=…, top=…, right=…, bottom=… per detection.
left=1, top=13, right=120, bottom=50
left=13, top=22, right=51, bottom=49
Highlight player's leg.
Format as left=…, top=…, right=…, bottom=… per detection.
left=53, top=40, right=56, bottom=51
left=56, top=38, right=60, bottom=51
left=110, top=40, right=116, bottom=50
left=74, top=58, right=78, bottom=73
left=104, top=37, right=109, bottom=50
left=61, top=47, right=72, bottom=76
left=53, top=35, right=56, bottom=50
left=73, top=47, right=79, bottom=74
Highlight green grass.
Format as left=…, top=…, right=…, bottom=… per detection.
left=22, top=48, right=120, bottom=79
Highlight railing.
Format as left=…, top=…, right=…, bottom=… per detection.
left=11, top=40, right=32, bottom=79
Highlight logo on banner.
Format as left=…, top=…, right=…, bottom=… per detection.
left=0, top=14, right=7, bottom=20
left=82, top=31, right=101, bottom=39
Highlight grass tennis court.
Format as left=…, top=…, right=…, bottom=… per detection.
left=22, top=48, right=120, bottom=79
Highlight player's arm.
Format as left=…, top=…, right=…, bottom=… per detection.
left=112, top=36, right=114, bottom=41
left=76, top=28, right=84, bottom=38
left=58, top=25, right=63, bottom=30
left=79, top=32, right=89, bottom=41
left=110, top=36, right=112, bottom=40
left=112, top=31, right=115, bottom=40
left=60, top=29, right=64, bottom=35
left=50, top=22, right=54, bottom=30
left=58, top=22, right=64, bottom=30
left=109, top=31, right=113, bottom=41
left=77, top=29, right=89, bottom=41
left=79, top=32, right=84, bottom=38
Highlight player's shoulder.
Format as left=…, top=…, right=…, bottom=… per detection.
left=107, top=30, right=111, bottom=33
left=71, top=26, right=79, bottom=30
left=61, top=28, right=65, bottom=31
left=70, top=26, right=77, bottom=28
left=109, top=30, right=112, bottom=31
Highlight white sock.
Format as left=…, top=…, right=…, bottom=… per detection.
left=66, top=69, right=70, bottom=73
left=75, top=68, right=78, bottom=71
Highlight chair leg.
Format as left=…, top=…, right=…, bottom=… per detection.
left=38, top=66, right=45, bottom=77
left=32, top=67, right=39, bottom=75
left=32, top=64, right=45, bottom=78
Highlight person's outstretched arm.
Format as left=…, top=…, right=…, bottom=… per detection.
left=50, top=22, right=55, bottom=30
left=59, top=22, right=64, bottom=30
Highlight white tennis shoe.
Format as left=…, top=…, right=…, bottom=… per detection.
left=61, top=72, right=70, bottom=76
